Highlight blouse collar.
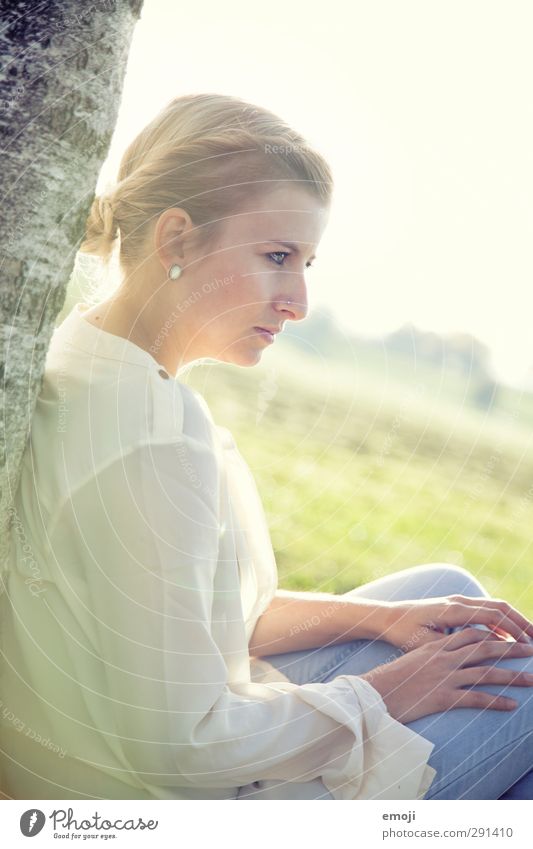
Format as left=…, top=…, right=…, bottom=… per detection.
left=57, top=302, right=173, bottom=380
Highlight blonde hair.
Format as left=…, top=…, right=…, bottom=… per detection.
left=79, top=93, right=333, bottom=273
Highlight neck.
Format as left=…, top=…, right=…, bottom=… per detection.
left=84, top=287, right=192, bottom=377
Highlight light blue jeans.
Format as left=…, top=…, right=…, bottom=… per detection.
left=240, top=563, right=533, bottom=800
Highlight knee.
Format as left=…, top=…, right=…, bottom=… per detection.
left=422, top=562, right=473, bottom=579
left=418, top=562, right=488, bottom=598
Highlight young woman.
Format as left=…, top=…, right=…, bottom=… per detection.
left=1, top=93, right=533, bottom=801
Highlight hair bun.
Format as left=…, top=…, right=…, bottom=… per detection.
left=99, top=196, right=117, bottom=239
left=79, top=193, right=119, bottom=263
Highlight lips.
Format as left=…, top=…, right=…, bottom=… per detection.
left=255, top=326, right=281, bottom=334
left=254, top=327, right=276, bottom=343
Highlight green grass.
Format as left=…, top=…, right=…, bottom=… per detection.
left=184, top=342, right=533, bottom=619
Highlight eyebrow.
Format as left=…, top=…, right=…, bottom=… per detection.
left=266, top=241, right=317, bottom=261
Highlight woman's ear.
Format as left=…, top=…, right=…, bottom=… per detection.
left=154, top=207, right=194, bottom=273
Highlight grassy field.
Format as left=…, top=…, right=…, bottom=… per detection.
left=184, top=340, right=533, bottom=619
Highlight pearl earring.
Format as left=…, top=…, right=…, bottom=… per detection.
left=168, top=264, right=182, bottom=280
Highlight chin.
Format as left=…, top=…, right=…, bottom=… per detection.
left=237, top=354, right=263, bottom=368
left=225, top=347, right=264, bottom=368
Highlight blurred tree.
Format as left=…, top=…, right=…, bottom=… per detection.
left=471, top=378, right=499, bottom=410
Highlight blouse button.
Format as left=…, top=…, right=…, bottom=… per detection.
left=158, top=368, right=169, bottom=380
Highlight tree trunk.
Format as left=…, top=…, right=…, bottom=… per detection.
left=0, top=0, right=144, bottom=575
left=0, top=0, right=144, bottom=794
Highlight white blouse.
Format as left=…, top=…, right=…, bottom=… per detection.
left=0, top=301, right=437, bottom=800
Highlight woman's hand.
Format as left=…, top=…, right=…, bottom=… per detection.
left=359, top=627, right=533, bottom=723
left=379, top=594, right=533, bottom=651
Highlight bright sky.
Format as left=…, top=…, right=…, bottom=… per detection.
left=96, top=0, right=533, bottom=389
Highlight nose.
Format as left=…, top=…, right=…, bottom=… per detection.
left=276, top=276, right=308, bottom=322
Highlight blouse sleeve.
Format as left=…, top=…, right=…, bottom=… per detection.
left=48, top=436, right=436, bottom=799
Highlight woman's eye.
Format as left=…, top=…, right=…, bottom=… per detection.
left=267, top=251, right=315, bottom=269
left=268, top=251, right=290, bottom=265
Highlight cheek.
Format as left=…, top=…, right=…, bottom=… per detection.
left=197, top=256, right=265, bottom=324
left=215, top=273, right=253, bottom=314
left=199, top=281, right=240, bottom=331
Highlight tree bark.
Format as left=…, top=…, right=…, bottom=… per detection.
left=0, top=0, right=144, bottom=577
left=0, top=0, right=144, bottom=794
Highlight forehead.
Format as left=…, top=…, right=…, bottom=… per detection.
left=224, top=185, right=329, bottom=245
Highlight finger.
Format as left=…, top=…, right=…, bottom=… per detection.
left=448, top=689, right=518, bottom=711
left=412, top=626, right=448, bottom=647
left=458, top=640, right=533, bottom=664
left=486, top=623, right=519, bottom=642
left=446, top=603, right=530, bottom=643
left=502, top=601, right=533, bottom=639
left=494, top=601, right=533, bottom=640
left=449, top=596, right=533, bottom=640
left=472, top=607, right=531, bottom=643
left=455, top=666, right=533, bottom=687
left=440, top=627, right=500, bottom=650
